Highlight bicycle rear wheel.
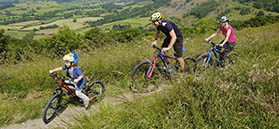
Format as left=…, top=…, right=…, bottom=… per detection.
left=183, top=57, right=196, bottom=73
left=195, top=53, right=212, bottom=76
left=223, top=52, right=239, bottom=67
left=42, top=93, right=62, bottom=124
left=86, top=80, right=105, bottom=103
left=131, top=61, right=163, bottom=93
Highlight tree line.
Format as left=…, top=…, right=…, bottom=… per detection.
left=234, top=0, right=279, bottom=12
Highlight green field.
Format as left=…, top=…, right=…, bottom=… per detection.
left=100, top=17, right=150, bottom=30
left=0, top=17, right=102, bottom=39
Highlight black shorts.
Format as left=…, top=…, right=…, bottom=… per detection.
left=218, top=41, right=236, bottom=55
left=161, top=37, right=183, bottom=58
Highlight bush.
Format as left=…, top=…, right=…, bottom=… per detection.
left=188, top=0, right=219, bottom=18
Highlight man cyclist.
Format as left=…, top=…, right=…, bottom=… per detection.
left=150, top=12, right=185, bottom=72
left=205, top=16, right=237, bottom=65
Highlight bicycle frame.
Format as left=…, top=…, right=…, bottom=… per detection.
left=52, top=73, right=77, bottom=97
left=205, top=42, right=224, bottom=65
left=147, top=46, right=177, bottom=78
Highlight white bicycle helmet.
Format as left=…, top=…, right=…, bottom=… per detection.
left=150, top=12, right=162, bottom=21
left=220, top=16, right=229, bottom=22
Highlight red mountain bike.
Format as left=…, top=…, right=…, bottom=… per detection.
left=42, top=72, right=105, bottom=124
left=131, top=45, right=196, bottom=92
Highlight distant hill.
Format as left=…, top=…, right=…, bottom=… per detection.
left=160, top=0, right=279, bottom=26
left=0, top=0, right=278, bottom=39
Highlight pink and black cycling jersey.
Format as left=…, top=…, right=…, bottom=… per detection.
left=219, top=25, right=237, bottom=43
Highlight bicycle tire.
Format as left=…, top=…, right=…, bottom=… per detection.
left=183, top=57, right=196, bottom=73
left=42, top=93, right=62, bottom=124
left=195, top=53, right=212, bottom=76
left=86, top=80, right=105, bottom=103
left=223, top=52, right=239, bottom=66
left=131, top=61, right=163, bottom=93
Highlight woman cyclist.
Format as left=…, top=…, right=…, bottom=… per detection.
left=205, top=16, right=237, bottom=65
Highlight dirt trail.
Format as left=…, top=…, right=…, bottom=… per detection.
left=1, top=85, right=167, bottom=129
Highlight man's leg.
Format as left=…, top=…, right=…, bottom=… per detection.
left=177, top=57, right=185, bottom=71
left=173, top=37, right=184, bottom=72
left=162, top=38, right=171, bottom=64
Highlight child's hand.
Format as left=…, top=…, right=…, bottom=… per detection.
left=49, top=70, right=53, bottom=74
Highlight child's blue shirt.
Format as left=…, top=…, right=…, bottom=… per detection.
left=62, top=65, right=87, bottom=90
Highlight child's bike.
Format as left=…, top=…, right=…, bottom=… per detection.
left=42, top=72, right=105, bottom=124
left=131, top=45, right=196, bottom=93
left=195, top=40, right=239, bottom=76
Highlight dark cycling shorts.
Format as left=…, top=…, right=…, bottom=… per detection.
left=161, top=37, right=183, bottom=58
left=217, top=41, right=236, bottom=56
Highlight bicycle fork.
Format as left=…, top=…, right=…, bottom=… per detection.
left=147, top=57, right=160, bottom=78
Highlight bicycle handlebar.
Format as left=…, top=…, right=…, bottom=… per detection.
left=64, top=80, right=77, bottom=87
left=51, top=72, right=77, bottom=87
left=152, top=45, right=162, bottom=51
left=205, top=40, right=219, bottom=47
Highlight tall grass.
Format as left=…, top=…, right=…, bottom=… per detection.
left=0, top=35, right=161, bottom=126
left=67, top=24, right=279, bottom=128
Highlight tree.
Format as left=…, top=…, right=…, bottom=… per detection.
left=257, top=11, right=265, bottom=16
left=73, top=18, right=77, bottom=23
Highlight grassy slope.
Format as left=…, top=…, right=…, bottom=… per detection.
left=0, top=23, right=278, bottom=127
left=0, top=36, right=157, bottom=126
left=67, top=24, right=279, bottom=128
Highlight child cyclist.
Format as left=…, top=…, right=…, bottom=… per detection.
left=205, top=16, right=237, bottom=65
left=49, top=53, right=90, bottom=108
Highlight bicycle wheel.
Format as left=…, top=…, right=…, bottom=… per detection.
left=42, top=93, right=62, bottom=124
left=131, top=61, right=163, bottom=93
left=183, top=57, right=196, bottom=73
left=86, top=80, right=105, bottom=103
left=195, top=53, right=212, bottom=76
left=223, top=52, right=239, bottom=67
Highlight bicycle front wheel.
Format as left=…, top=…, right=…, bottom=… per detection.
left=183, top=57, right=196, bottom=73
left=131, top=61, right=163, bottom=93
left=42, top=93, right=62, bottom=124
left=86, top=80, right=105, bottom=103
left=195, top=53, right=212, bottom=76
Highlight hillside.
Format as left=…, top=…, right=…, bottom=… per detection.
left=1, top=0, right=279, bottom=39
left=60, top=23, right=279, bottom=128
left=0, top=0, right=279, bottom=128
left=1, top=22, right=279, bottom=128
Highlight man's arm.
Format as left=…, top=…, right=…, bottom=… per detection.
left=152, top=30, right=160, bottom=46
left=162, top=29, right=176, bottom=52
